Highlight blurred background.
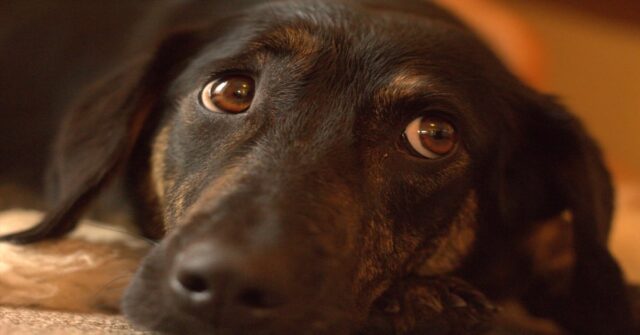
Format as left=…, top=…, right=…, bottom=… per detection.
left=509, top=0, right=640, bottom=179
left=440, top=0, right=640, bottom=177
left=438, top=0, right=640, bottom=283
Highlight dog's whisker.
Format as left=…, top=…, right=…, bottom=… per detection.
left=88, top=272, right=138, bottom=310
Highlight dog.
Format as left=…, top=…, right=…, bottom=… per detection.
left=1, top=0, right=636, bottom=334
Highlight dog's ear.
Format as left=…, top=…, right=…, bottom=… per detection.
left=479, top=90, right=635, bottom=333
left=0, top=30, right=202, bottom=244
left=498, top=93, right=613, bottom=243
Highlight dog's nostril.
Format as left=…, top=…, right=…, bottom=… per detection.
left=177, top=271, right=209, bottom=293
left=170, top=243, right=289, bottom=313
left=237, top=287, right=285, bottom=309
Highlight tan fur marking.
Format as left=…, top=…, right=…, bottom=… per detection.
left=525, top=216, right=575, bottom=289
left=171, top=190, right=187, bottom=223
left=150, top=125, right=171, bottom=203
left=258, top=25, right=321, bottom=57
left=375, top=73, right=438, bottom=105
left=419, top=192, right=478, bottom=276
left=194, top=165, right=246, bottom=207
left=168, top=165, right=247, bottom=232
left=388, top=73, right=426, bottom=93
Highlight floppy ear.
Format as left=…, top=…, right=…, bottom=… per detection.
left=0, top=30, right=202, bottom=244
left=476, top=91, right=635, bottom=334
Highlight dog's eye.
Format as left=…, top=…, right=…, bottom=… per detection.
left=403, top=116, right=458, bottom=159
left=200, top=76, right=255, bottom=113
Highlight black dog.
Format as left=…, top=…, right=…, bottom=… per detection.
left=1, top=0, right=636, bottom=334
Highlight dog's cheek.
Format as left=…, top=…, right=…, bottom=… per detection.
left=349, top=152, right=412, bottom=305
left=151, top=121, right=199, bottom=230
left=417, top=191, right=478, bottom=276
left=152, top=123, right=211, bottom=231
left=351, top=216, right=400, bottom=307
left=350, top=204, right=435, bottom=314
left=351, top=149, right=475, bottom=311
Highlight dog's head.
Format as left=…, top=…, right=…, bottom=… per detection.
left=29, top=0, right=618, bottom=333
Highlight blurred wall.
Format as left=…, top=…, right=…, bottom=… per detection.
left=499, top=0, right=640, bottom=177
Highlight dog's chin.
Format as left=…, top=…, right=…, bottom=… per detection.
left=122, top=242, right=359, bottom=335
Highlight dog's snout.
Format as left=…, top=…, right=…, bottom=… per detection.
left=170, top=242, right=288, bottom=318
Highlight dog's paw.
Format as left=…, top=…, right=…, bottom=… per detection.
left=362, top=276, right=496, bottom=335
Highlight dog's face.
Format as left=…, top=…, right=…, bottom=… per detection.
left=5, top=0, right=633, bottom=334
left=122, top=1, right=507, bottom=333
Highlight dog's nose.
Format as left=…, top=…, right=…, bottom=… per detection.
left=170, top=243, right=287, bottom=315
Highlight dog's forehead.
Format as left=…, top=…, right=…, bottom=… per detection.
left=189, top=0, right=470, bottom=62
left=188, top=0, right=487, bottom=92
left=250, top=0, right=463, bottom=27
left=245, top=0, right=465, bottom=50
left=240, top=3, right=492, bottom=119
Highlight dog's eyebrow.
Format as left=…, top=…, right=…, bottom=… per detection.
left=383, top=73, right=438, bottom=99
left=250, top=24, right=321, bottom=57
left=372, top=72, right=465, bottom=121
left=374, top=72, right=451, bottom=107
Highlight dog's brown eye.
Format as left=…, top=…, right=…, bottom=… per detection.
left=201, top=76, right=255, bottom=113
left=404, top=116, right=458, bottom=159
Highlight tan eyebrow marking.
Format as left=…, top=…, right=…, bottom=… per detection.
left=375, top=72, right=434, bottom=106
left=252, top=24, right=322, bottom=57
left=375, top=72, right=461, bottom=115
left=389, top=73, right=427, bottom=93
left=151, top=124, right=171, bottom=203
left=380, top=72, right=428, bottom=98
